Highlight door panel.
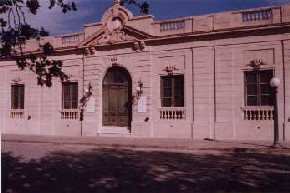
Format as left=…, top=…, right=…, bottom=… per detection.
left=103, top=67, right=131, bottom=127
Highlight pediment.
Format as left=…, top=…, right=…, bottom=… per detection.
left=79, top=25, right=152, bottom=47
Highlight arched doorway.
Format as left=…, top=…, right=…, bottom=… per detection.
left=102, top=66, right=132, bottom=129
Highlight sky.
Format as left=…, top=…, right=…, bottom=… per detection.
left=26, top=0, right=290, bottom=36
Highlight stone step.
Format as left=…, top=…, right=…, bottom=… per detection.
left=98, top=126, right=131, bottom=137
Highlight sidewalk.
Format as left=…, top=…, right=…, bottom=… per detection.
left=2, top=134, right=290, bottom=152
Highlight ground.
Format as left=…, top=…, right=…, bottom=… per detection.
left=2, top=139, right=290, bottom=193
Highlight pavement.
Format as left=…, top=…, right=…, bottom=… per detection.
left=2, top=134, right=290, bottom=152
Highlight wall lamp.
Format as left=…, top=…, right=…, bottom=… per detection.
left=79, top=82, right=93, bottom=121
left=136, top=80, right=143, bottom=99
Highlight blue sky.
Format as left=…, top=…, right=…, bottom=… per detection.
left=27, top=0, right=290, bottom=35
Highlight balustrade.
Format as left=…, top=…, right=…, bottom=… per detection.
left=242, top=9, right=272, bottom=22
left=62, top=35, right=80, bottom=44
left=61, top=109, right=79, bottom=120
left=242, top=106, right=274, bottom=120
left=160, top=20, right=185, bottom=32
left=159, top=107, right=186, bottom=120
left=10, top=109, right=25, bottom=118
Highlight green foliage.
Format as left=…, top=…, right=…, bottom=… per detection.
left=0, top=0, right=76, bottom=87
left=0, top=0, right=148, bottom=87
left=16, top=54, right=68, bottom=87
left=121, top=0, right=149, bottom=14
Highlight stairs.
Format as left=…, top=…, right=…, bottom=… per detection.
left=98, top=126, right=132, bottom=137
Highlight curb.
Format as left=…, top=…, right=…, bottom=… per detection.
left=3, top=137, right=290, bottom=153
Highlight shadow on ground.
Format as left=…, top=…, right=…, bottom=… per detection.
left=2, top=148, right=290, bottom=193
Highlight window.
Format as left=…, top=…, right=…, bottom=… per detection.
left=161, top=75, right=184, bottom=107
left=245, top=70, right=273, bottom=106
left=62, top=82, right=78, bottom=109
left=11, top=84, right=25, bottom=109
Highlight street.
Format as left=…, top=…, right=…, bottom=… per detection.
left=2, top=141, right=290, bottom=193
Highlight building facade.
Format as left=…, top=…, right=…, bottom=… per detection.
left=1, top=2, right=290, bottom=141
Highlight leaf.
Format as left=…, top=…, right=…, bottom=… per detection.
left=26, top=0, right=41, bottom=15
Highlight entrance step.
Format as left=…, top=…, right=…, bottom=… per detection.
left=98, top=126, right=132, bottom=137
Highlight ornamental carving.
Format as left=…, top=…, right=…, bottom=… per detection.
left=163, top=65, right=179, bottom=74
left=247, top=59, right=264, bottom=69
left=133, top=41, right=145, bottom=51
left=80, top=2, right=151, bottom=48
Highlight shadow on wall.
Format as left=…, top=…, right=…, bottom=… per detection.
left=2, top=148, right=290, bottom=193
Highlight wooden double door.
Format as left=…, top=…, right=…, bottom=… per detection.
left=102, top=67, right=132, bottom=128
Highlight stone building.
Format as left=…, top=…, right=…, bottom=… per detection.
left=1, top=2, right=290, bottom=141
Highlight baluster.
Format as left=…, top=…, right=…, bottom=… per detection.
left=247, top=14, right=250, bottom=21
left=253, top=110, right=256, bottom=120
left=259, top=110, right=263, bottom=120
left=269, top=110, right=273, bottom=120
left=243, top=14, right=247, bottom=22
left=253, top=13, right=256, bottom=21
left=172, top=110, right=176, bottom=119
left=268, top=10, right=271, bottom=20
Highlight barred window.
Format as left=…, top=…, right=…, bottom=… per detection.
left=62, top=82, right=78, bottom=109
left=245, top=70, right=273, bottom=106
left=11, top=84, right=25, bottom=109
left=161, top=75, right=184, bottom=107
